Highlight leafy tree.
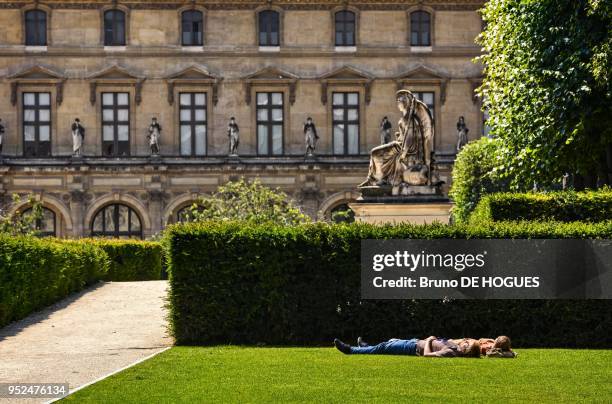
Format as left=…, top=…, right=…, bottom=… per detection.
left=0, top=194, right=43, bottom=236
left=478, top=0, right=611, bottom=189
left=189, top=178, right=310, bottom=226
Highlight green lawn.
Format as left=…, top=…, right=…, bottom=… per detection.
left=64, top=347, right=612, bottom=403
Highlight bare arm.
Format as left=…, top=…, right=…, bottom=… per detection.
left=423, top=336, right=436, bottom=356
left=423, top=348, right=455, bottom=358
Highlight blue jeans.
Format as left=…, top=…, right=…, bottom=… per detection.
left=349, top=338, right=418, bottom=355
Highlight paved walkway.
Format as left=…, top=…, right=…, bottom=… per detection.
left=0, top=281, right=172, bottom=402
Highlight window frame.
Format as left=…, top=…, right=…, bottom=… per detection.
left=256, top=92, right=284, bottom=156
left=407, top=8, right=435, bottom=48
left=334, top=10, right=356, bottom=47
left=91, top=204, right=143, bottom=239
left=413, top=91, right=435, bottom=118
left=25, top=9, right=47, bottom=46
left=258, top=10, right=280, bottom=47
left=181, top=10, right=203, bottom=46
left=331, top=91, right=360, bottom=156
left=101, top=92, right=130, bottom=157
left=179, top=92, right=208, bottom=156
left=22, top=92, right=52, bottom=158
left=103, top=9, right=126, bottom=46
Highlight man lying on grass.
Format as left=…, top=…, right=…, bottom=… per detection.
left=334, top=336, right=481, bottom=358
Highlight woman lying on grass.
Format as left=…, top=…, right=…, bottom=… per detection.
left=334, top=335, right=516, bottom=358
left=334, top=336, right=481, bottom=357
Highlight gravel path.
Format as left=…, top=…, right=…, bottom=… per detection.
left=0, top=281, right=172, bottom=403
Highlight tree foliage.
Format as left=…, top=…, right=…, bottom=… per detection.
left=478, top=0, right=612, bottom=188
left=189, top=178, right=310, bottom=226
left=0, top=194, right=43, bottom=236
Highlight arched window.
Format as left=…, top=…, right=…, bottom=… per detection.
left=330, top=204, right=355, bottom=224
left=182, top=10, right=203, bottom=46
left=259, top=10, right=279, bottom=46
left=23, top=207, right=56, bottom=237
left=25, top=10, right=47, bottom=46
left=335, top=11, right=355, bottom=46
left=91, top=204, right=142, bottom=239
left=104, top=10, right=126, bottom=46
left=410, top=11, right=431, bottom=46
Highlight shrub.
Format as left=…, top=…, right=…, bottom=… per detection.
left=189, top=178, right=310, bottom=225
left=165, top=221, right=612, bottom=348
left=470, top=188, right=612, bottom=224
left=81, top=239, right=163, bottom=281
left=0, top=194, right=43, bottom=236
left=449, top=137, right=512, bottom=223
left=0, top=236, right=108, bottom=327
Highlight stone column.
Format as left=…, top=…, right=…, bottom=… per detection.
left=70, top=190, right=85, bottom=238
left=148, top=190, right=164, bottom=237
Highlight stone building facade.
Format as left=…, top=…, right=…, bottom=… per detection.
left=0, top=0, right=485, bottom=238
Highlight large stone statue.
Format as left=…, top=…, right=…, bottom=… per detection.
left=228, top=117, right=239, bottom=156
left=71, top=118, right=85, bottom=156
left=0, top=118, right=4, bottom=155
left=379, top=116, right=392, bottom=144
left=304, top=117, right=318, bottom=156
left=359, top=89, right=435, bottom=194
left=148, top=117, right=161, bottom=155
left=456, top=116, right=469, bottom=152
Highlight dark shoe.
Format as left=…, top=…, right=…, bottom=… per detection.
left=357, top=336, right=369, bottom=347
left=334, top=338, right=352, bottom=354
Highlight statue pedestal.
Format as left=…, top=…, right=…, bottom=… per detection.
left=349, top=194, right=452, bottom=225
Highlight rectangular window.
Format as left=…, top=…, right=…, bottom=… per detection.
left=414, top=91, right=435, bottom=117
left=23, top=92, right=51, bottom=157
left=25, top=10, right=47, bottom=46
left=104, top=10, right=126, bottom=46
left=256, top=92, right=283, bottom=155
left=181, top=10, right=203, bottom=46
left=179, top=92, right=207, bottom=156
left=411, top=11, right=431, bottom=46
left=259, top=10, right=280, bottom=46
left=102, top=92, right=130, bottom=156
left=335, top=11, right=356, bottom=46
left=332, top=92, right=359, bottom=155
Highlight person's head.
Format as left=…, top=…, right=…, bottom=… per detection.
left=307, top=117, right=312, bottom=123
left=396, top=90, right=414, bottom=115
left=383, top=116, right=388, bottom=121
left=459, top=116, right=465, bottom=123
left=457, top=338, right=481, bottom=358
left=230, top=116, right=235, bottom=123
left=493, top=336, right=511, bottom=351
left=75, top=118, right=80, bottom=122
left=152, top=117, right=157, bottom=122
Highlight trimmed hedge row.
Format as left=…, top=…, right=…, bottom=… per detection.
left=0, top=236, right=108, bottom=327
left=82, top=239, right=163, bottom=281
left=470, top=189, right=612, bottom=224
left=166, top=221, right=612, bottom=348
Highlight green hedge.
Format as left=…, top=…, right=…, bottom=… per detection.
left=83, top=239, right=163, bottom=281
left=166, top=221, right=612, bottom=348
left=470, top=189, right=612, bottom=224
left=0, top=236, right=108, bottom=327
left=449, top=137, right=512, bottom=223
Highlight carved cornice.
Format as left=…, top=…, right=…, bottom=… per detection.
left=319, top=65, right=373, bottom=105
left=0, top=1, right=485, bottom=11
left=395, top=64, right=450, bottom=104
left=164, top=65, right=221, bottom=105
left=7, top=65, right=66, bottom=106
left=87, top=64, right=145, bottom=105
left=242, top=66, right=299, bottom=105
